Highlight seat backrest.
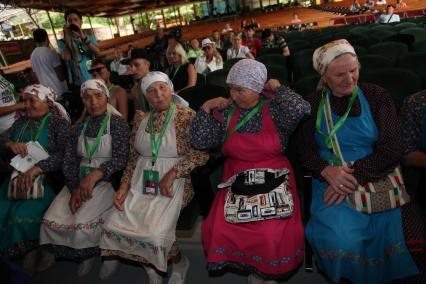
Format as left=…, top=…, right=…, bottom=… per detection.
left=410, top=39, right=426, bottom=52
left=293, top=74, right=320, bottom=98
left=223, top=58, right=243, bottom=70
left=178, top=84, right=228, bottom=111
left=396, top=52, right=426, bottom=88
left=394, top=22, right=417, bottom=31
left=399, top=27, right=426, bottom=43
left=368, top=42, right=408, bottom=63
left=369, top=24, right=395, bottom=33
left=257, top=54, right=287, bottom=67
left=358, top=54, right=394, bottom=71
left=266, top=64, right=290, bottom=85
left=206, top=69, right=229, bottom=89
left=383, top=33, right=415, bottom=46
left=360, top=68, right=423, bottom=110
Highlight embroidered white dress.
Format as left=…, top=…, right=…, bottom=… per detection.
left=99, top=112, right=185, bottom=272
left=40, top=119, right=115, bottom=249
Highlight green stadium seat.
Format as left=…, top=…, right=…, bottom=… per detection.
left=396, top=52, right=426, bottom=88
left=368, top=42, right=408, bottom=64
left=178, top=84, right=228, bottom=111
left=358, top=54, right=394, bottom=71
left=206, top=69, right=229, bottom=89
left=410, top=39, right=426, bottom=52
left=369, top=30, right=397, bottom=42
left=223, top=58, right=243, bottom=70
left=287, top=39, right=311, bottom=52
left=293, top=74, right=320, bottom=97
left=399, top=27, right=426, bottom=43
left=360, top=68, right=423, bottom=110
left=266, top=64, right=290, bottom=85
left=257, top=47, right=281, bottom=57
left=257, top=54, right=287, bottom=67
left=196, top=73, right=206, bottom=87
left=394, top=22, right=417, bottom=31
left=369, top=24, right=395, bottom=32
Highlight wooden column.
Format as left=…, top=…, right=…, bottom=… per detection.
left=161, top=9, right=166, bottom=28
left=46, top=10, right=58, bottom=43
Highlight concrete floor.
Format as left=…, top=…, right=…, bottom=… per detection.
left=32, top=219, right=325, bottom=284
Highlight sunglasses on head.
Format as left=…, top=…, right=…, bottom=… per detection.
left=88, top=66, right=105, bottom=74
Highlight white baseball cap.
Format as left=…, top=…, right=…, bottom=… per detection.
left=201, top=38, right=215, bottom=48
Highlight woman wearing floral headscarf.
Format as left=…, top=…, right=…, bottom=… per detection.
left=297, top=39, right=418, bottom=283
left=39, top=79, right=129, bottom=277
left=99, top=72, right=208, bottom=282
left=190, top=59, right=310, bottom=283
left=0, top=84, right=69, bottom=270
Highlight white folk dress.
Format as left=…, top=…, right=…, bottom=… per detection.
left=40, top=118, right=114, bottom=249
left=99, top=112, right=185, bottom=272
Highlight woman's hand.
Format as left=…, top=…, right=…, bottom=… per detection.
left=323, top=185, right=346, bottom=206
left=69, top=187, right=82, bottom=214
left=202, top=97, right=230, bottom=113
left=5, top=141, right=28, bottom=157
left=266, top=79, right=281, bottom=91
left=78, top=169, right=103, bottom=202
left=113, top=183, right=129, bottom=211
left=159, top=168, right=177, bottom=198
left=321, top=165, right=358, bottom=194
left=16, top=166, right=42, bottom=194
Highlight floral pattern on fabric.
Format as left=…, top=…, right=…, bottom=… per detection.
left=400, top=90, right=426, bottom=154
left=101, top=242, right=180, bottom=263
left=42, top=219, right=104, bottom=231
left=121, top=105, right=208, bottom=208
left=190, top=85, right=311, bottom=153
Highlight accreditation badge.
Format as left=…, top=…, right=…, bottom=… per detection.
left=142, top=169, right=159, bottom=196
left=79, top=166, right=96, bottom=180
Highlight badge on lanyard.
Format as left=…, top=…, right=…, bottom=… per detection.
left=142, top=169, right=159, bottom=195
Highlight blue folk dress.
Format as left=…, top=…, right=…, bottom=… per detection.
left=0, top=117, right=56, bottom=257
left=306, top=88, right=418, bottom=284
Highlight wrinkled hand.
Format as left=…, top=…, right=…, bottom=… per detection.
left=69, top=187, right=82, bottom=214
left=6, top=141, right=28, bottom=157
left=321, top=165, right=358, bottom=195
left=323, top=185, right=346, bottom=206
left=16, top=166, right=42, bottom=194
left=113, top=183, right=129, bottom=211
left=78, top=169, right=103, bottom=202
left=159, top=169, right=177, bottom=198
left=266, top=79, right=281, bottom=91
left=202, top=97, right=230, bottom=113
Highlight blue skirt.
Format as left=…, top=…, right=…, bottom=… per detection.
left=306, top=178, right=419, bottom=284
left=0, top=177, right=55, bottom=258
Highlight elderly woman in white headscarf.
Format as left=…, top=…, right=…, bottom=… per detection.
left=190, top=59, right=310, bottom=283
left=297, top=39, right=418, bottom=284
left=99, top=72, right=208, bottom=282
left=0, top=84, right=70, bottom=269
left=38, top=79, right=129, bottom=276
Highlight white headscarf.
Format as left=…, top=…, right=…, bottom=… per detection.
left=313, top=39, right=357, bottom=75
left=23, top=84, right=70, bottom=122
left=140, top=71, right=174, bottom=95
left=80, top=79, right=121, bottom=116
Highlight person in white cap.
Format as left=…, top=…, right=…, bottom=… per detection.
left=194, top=38, right=224, bottom=75
left=0, top=84, right=70, bottom=273
left=39, top=79, right=129, bottom=277
left=99, top=71, right=208, bottom=282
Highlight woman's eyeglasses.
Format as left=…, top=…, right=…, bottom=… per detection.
left=89, top=66, right=105, bottom=74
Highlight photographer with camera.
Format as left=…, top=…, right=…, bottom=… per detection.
left=59, top=8, right=100, bottom=121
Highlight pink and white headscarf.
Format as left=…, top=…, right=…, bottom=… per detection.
left=23, top=84, right=70, bottom=122
left=313, top=39, right=356, bottom=75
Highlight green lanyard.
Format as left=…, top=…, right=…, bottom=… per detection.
left=24, top=112, right=52, bottom=142
left=82, top=113, right=110, bottom=162
left=149, top=102, right=175, bottom=167
left=107, top=83, right=116, bottom=94
left=137, top=78, right=148, bottom=112
left=315, top=86, right=359, bottom=149
left=222, top=99, right=268, bottom=144
left=170, top=65, right=181, bottom=81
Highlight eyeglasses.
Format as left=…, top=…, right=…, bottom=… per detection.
left=88, top=66, right=105, bottom=74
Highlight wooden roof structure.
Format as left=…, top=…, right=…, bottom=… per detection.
left=3, top=0, right=201, bottom=18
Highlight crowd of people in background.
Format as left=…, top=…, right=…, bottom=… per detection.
left=0, top=4, right=425, bottom=284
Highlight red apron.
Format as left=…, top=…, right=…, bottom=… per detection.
left=202, top=103, right=304, bottom=276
